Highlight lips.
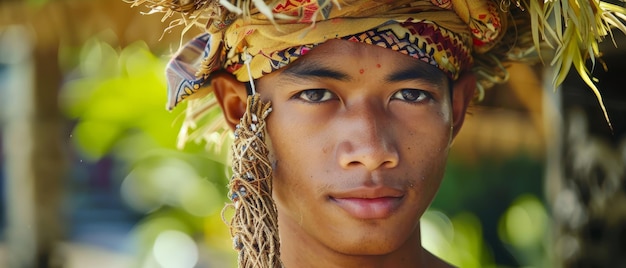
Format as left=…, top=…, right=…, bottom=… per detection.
left=330, top=187, right=405, bottom=220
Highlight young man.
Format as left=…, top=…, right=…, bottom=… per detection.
left=128, top=0, right=625, bottom=267
left=212, top=39, right=475, bottom=267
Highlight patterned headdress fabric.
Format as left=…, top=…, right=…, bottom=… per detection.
left=163, top=0, right=504, bottom=110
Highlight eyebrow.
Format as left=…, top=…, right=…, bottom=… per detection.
left=385, top=61, right=447, bottom=87
left=282, top=59, right=350, bottom=81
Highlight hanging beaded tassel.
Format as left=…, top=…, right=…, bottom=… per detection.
left=224, top=93, right=282, bottom=268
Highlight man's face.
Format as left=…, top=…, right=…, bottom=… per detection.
left=256, top=39, right=454, bottom=255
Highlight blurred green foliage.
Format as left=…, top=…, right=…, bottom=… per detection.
left=499, top=194, right=552, bottom=267
left=422, top=210, right=496, bottom=267
left=59, top=36, right=551, bottom=267
left=60, top=36, right=236, bottom=266
left=61, top=37, right=176, bottom=159
left=425, top=155, right=552, bottom=267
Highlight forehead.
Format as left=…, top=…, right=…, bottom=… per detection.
left=271, top=39, right=449, bottom=86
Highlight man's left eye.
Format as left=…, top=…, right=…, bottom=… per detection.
left=392, top=89, right=431, bottom=103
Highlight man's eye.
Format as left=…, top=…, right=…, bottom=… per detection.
left=392, top=89, right=431, bottom=103
left=295, top=89, right=335, bottom=103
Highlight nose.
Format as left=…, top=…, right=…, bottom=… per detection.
left=336, top=102, right=399, bottom=171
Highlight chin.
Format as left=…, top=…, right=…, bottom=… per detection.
left=325, top=222, right=417, bottom=256
left=338, top=244, right=399, bottom=256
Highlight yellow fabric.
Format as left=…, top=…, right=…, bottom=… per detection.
left=199, top=0, right=504, bottom=82
left=161, top=0, right=510, bottom=110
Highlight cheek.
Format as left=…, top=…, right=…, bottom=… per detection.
left=265, top=112, right=328, bottom=209
left=399, top=110, right=451, bottom=188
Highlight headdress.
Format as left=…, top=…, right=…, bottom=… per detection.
left=127, top=0, right=626, bottom=267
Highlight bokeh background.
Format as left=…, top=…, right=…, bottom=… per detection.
left=0, top=0, right=624, bottom=267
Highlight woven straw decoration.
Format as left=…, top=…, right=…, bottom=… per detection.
left=223, top=94, right=282, bottom=268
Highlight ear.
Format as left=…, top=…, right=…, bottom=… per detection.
left=450, top=72, right=476, bottom=139
left=211, top=72, right=249, bottom=131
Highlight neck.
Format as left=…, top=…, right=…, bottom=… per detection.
left=277, top=218, right=433, bottom=268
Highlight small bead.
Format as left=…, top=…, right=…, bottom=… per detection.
left=233, top=235, right=243, bottom=250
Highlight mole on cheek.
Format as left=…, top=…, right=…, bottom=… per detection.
left=359, top=68, right=365, bottom=74
left=376, top=64, right=381, bottom=68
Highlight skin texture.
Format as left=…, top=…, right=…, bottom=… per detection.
left=213, top=39, right=476, bottom=268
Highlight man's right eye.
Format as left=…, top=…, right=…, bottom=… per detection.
left=294, top=89, right=336, bottom=103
